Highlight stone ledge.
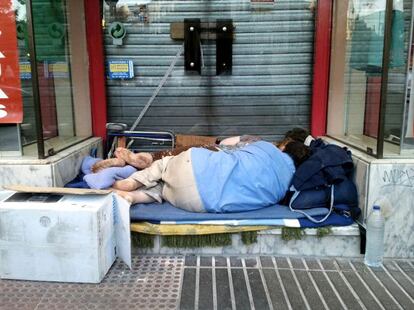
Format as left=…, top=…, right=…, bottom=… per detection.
left=133, top=224, right=362, bottom=257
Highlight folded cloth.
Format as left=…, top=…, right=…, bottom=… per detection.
left=83, top=164, right=137, bottom=189
left=65, top=174, right=89, bottom=189
left=298, top=212, right=354, bottom=228
left=81, top=156, right=102, bottom=175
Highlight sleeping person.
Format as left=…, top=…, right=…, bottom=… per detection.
left=80, top=135, right=269, bottom=190
left=112, top=140, right=311, bottom=213
left=90, top=134, right=264, bottom=172
left=91, top=129, right=312, bottom=173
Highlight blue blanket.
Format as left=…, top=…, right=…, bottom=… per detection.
left=130, top=202, right=354, bottom=228
left=66, top=156, right=137, bottom=189
left=66, top=156, right=355, bottom=228
left=130, top=202, right=328, bottom=221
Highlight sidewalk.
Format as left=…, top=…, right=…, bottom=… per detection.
left=1, top=255, right=413, bottom=310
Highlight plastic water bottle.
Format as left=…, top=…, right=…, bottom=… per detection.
left=364, top=205, right=385, bottom=267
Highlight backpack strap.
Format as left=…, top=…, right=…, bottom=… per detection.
left=288, top=185, right=335, bottom=223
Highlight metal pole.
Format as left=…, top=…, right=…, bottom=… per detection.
left=376, top=0, right=394, bottom=158
left=25, top=0, right=45, bottom=159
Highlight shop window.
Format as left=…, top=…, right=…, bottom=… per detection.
left=0, top=0, right=92, bottom=158
left=327, top=0, right=414, bottom=158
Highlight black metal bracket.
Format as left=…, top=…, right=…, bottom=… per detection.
left=180, top=19, right=234, bottom=75
left=216, top=19, right=233, bottom=75
left=184, top=19, right=201, bottom=74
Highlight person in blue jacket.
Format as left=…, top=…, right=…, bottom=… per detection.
left=113, top=139, right=310, bottom=213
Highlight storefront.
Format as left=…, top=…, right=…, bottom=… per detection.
left=1, top=0, right=412, bottom=158
left=327, top=0, right=414, bottom=158
left=0, top=0, right=318, bottom=158
left=0, top=0, right=94, bottom=158
left=0, top=0, right=414, bottom=257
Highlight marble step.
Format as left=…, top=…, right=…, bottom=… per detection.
left=133, top=224, right=362, bottom=257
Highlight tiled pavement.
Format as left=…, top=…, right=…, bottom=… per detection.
left=1, top=256, right=414, bottom=310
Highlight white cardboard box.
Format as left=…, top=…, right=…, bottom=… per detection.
left=0, top=189, right=130, bottom=283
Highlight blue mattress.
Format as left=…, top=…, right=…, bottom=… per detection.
left=130, top=202, right=329, bottom=222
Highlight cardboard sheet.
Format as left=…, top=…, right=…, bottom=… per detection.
left=3, top=185, right=111, bottom=195
left=113, top=194, right=132, bottom=269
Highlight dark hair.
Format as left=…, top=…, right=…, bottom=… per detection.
left=283, top=140, right=311, bottom=167
left=284, top=128, right=309, bottom=143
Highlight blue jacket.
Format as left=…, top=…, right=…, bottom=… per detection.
left=292, top=139, right=354, bottom=191
left=191, top=141, right=295, bottom=213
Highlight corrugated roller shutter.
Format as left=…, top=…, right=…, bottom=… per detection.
left=104, top=0, right=315, bottom=141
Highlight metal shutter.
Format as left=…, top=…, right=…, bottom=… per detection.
left=104, top=0, right=315, bottom=141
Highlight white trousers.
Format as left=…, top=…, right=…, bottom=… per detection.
left=129, top=149, right=205, bottom=212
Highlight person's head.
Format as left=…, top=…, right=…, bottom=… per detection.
left=276, top=128, right=310, bottom=149
left=282, top=140, right=311, bottom=167
left=284, top=128, right=309, bottom=143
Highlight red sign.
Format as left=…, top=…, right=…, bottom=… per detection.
left=0, top=0, right=23, bottom=123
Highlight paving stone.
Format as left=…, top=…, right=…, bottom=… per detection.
left=200, top=256, right=212, bottom=267
left=1, top=255, right=414, bottom=310
left=396, top=261, right=414, bottom=272
left=214, top=256, right=227, bottom=267
left=309, top=271, right=343, bottom=309
left=358, top=270, right=399, bottom=310
left=382, top=265, right=414, bottom=300
left=245, top=257, right=259, bottom=268
left=294, top=270, right=326, bottom=310
left=278, top=269, right=306, bottom=309
left=262, top=269, right=290, bottom=309
left=179, top=268, right=196, bottom=310
left=230, top=257, right=243, bottom=267
left=231, top=269, right=250, bottom=310
left=215, top=269, right=232, bottom=310
left=319, top=258, right=337, bottom=271
left=290, top=257, right=306, bottom=269
left=198, top=268, right=213, bottom=310
left=247, top=269, right=269, bottom=310
left=326, top=271, right=365, bottom=310
left=275, top=257, right=290, bottom=269
left=304, top=257, right=321, bottom=270
left=371, top=268, right=414, bottom=309
left=341, top=271, right=383, bottom=309
left=184, top=255, right=197, bottom=267
left=260, top=256, right=274, bottom=268
left=335, top=258, right=353, bottom=271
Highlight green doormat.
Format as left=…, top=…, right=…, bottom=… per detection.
left=162, top=233, right=232, bottom=248
left=132, top=227, right=333, bottom=248
left=316, top=227, right=332, bottom=238
left=132, top=232, right=155, bottom=248
left=281, top=227, right=305, bottom=241
left=241, top=231, right=258, bottom=245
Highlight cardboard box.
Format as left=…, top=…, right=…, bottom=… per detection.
left=0, top=186, right=131, bottom=283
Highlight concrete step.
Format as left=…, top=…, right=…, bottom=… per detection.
left=133, top=224, right=362, bottom=257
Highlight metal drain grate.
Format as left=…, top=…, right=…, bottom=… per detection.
left=180, top=256, right=414, bottom=310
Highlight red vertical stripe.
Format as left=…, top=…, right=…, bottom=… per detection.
left=0, top=0, right=23, bottom=123
left=311, top=0, right=333, bottom=137
left=84, top=0, right=107, bottom=139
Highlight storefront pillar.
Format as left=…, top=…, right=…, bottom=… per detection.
left=311, top=0, right=333, bottom=137
left=85, top=0, right=108, bottom=140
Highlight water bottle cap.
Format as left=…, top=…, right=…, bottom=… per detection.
left=373, top=205, right=381, bottom=210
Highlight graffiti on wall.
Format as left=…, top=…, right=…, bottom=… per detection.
left=382, top=168, right=414, bottom=188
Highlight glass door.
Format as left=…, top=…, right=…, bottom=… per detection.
left=15, top=0, right=92, bottom=157
left=327, top=0, right=413, bottom=157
